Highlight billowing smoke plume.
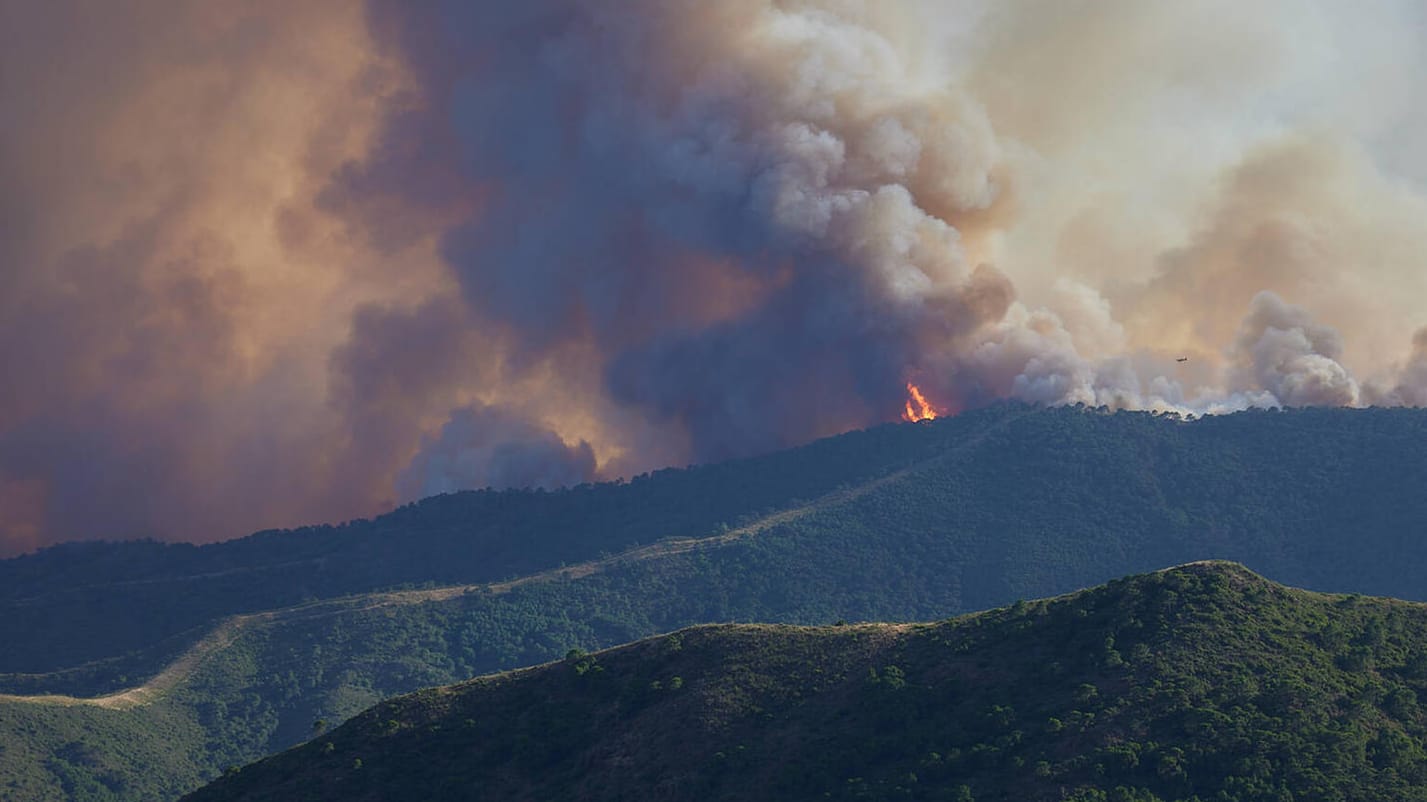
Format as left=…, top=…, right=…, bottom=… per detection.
left=397, top=405, right=595, bottom=500
left=1369, top=328, right=1427, bottom=406
left=4, top=0, right=1427, bottom=554
left=1232, top=292, right=1360, bottom=408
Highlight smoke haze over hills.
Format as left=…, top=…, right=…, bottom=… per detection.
left=4, top=0, right=1427, bottom=554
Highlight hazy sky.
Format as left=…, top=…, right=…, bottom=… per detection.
left=3, top=0, right=1427, bottom=555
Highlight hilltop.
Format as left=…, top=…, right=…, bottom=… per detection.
left=185, top=562, right=1427, bottom=802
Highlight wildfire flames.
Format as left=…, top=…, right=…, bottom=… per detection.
left=902, top=382, right=938, bottom=423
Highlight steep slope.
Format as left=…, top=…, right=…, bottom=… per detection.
left=184, top=562, right=1427, bottom=802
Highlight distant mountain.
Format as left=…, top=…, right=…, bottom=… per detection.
left=183, top=562, right=1427, bottom=802
left=4, top=405, right=1427, bottom=800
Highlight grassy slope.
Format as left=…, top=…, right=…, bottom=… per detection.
left=185, top=562, right=1427, bottom=802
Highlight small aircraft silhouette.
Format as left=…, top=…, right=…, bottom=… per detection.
left=1176, top=357, right=1189, bottom=363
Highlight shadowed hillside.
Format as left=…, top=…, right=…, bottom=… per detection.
left=5, top=404, right=1427, bottom=687
left=0, top=404, right=1018, bottom=679
left=4, top=405, right=1427, bottom=800
left=186, top=562, right=1427, bottom=802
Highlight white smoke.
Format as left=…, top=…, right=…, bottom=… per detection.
left=1229, top=292, right=1360, bottom=407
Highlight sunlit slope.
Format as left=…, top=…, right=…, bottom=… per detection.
left=188, top=562, right=1427, bottom=802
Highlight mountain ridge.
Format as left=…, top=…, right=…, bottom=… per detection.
left=5, top=405, right=1427, bottom=800
left=11, top=402, right=1427, bottom=684
left=184, top=561, right=1427, bottom=802
left=0, top=403, right=1015, bottom=677
left=0, top=406, right=1025, bottom=707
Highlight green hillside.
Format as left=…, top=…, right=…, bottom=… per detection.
left=0, top=404, right=1007, bottom=679
left=6, top=404, right=1427, bottom=689
left=184, top=562, right=1427, bottom=802
left=4, top=405, right=1427, bottom=800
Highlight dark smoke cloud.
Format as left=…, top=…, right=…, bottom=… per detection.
left=382, top=2, right=1021, bottom=459
left=3, top=0, right=1427, bottom=555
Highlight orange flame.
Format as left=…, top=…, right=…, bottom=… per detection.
left=902, top=382, right=938, bottom=422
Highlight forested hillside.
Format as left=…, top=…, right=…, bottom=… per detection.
left=5, top=404, right=1427, bottom=686
left=4, top=405, right=1427, bottom=800
left=186, top=562, right=1427, bottom=802
left=0, top=404, right=1006, bottom=678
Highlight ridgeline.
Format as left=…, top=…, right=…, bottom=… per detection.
left=3, top=404, right=1427, bottom=800
left=187, top=562, right=1427, bottom=802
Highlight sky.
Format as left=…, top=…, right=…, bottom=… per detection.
left=3, top=0, right=1427, bottom=556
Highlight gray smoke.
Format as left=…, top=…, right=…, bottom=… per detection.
left=5, top=0, right=1427, bottom=554
left=396, top=404, right=596, bottom=499
left=1229, top=292, right=1361, bottom=407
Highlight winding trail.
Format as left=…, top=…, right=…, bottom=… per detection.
left=0, top=618, right=250, bottom=710
left=0, top=414, right=1020, bottom=710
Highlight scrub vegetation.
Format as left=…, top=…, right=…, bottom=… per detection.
left=189, top=562, right=1427, bottom=802
left=3, top=405, right=1427, bottom=800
